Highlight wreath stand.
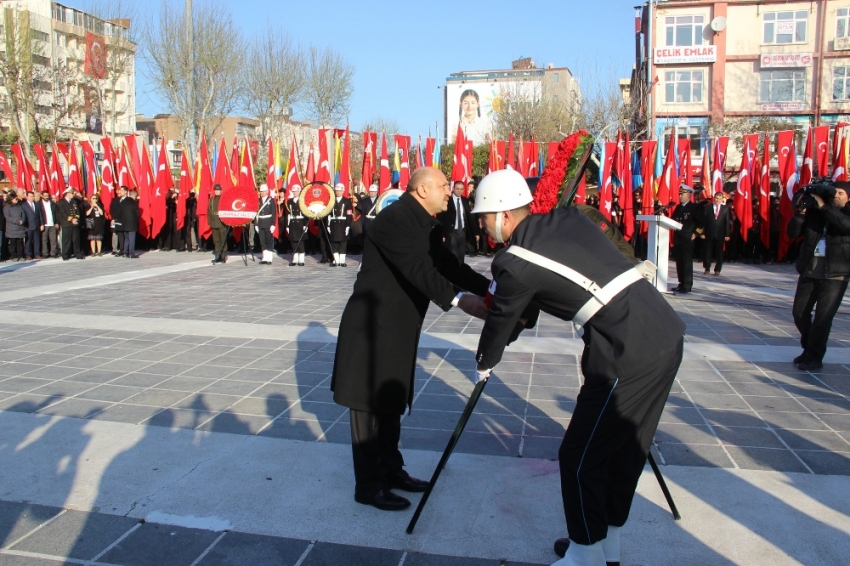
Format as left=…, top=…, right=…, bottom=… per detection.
left=212, top=224, right=256, bottom=267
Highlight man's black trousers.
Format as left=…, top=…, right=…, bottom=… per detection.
left=257, top=227, right=274, bottom=252
left=558, top=338, right=683, bottom=546
left=447, top=229, right=466, bottom=264
left=673, top=240, right=694, bottom=290
left=703, top=238, right=724, bottom=273
left=331, top=241, right=347, bottom=255
left=61, top=226, right=81, bottom=259
left=349, top=409, right=404, bottom=499
left=792, top=276, right=849, bottom=363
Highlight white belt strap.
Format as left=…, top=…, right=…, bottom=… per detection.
left=506, top=246, right=650, bottom=337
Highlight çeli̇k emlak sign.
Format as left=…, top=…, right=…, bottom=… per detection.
left=218, top=185, right=259, bottom=227
left=654, top=45, right=717, bottom=65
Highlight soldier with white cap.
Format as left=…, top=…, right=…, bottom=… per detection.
left=255, top=184, right=277, bottom=265
left=286, top=184, right=307, bottom=266
left=329, top=183, right=353, bottom=266
left=471, top=169, right=685, bottom=566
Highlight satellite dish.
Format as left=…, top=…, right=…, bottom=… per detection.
left=710, top=16, right=727, bottom=32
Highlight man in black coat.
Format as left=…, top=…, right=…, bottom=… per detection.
left=255, top=184, right=277, bottom=264
left=472, top=170, right=684, bottom=565
left=700, top=191, right=731, bottom=275
left=787, top=181, right=850, bottom=370
left=185, top=190, right=198, bottom=251
left=437, top=181, right=472, bottom=264
left=670, top=185, right=703, bottom=293
left=111, top=187, right=126, bottom=256
left=208, top=184, right=227, bottom=263
left=328, top=183, right=352, bottom=266
left=56, top=187, right=83, bottom=260
left=39, top=190, right=60, bottom=258
left=120, top=189, right=140, bottom=258
left=331, top=167, right=489, bottom=511
left=21, top=191, right=44, bottom=260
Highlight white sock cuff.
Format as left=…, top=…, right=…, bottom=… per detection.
left=601, top=525, right=620, bottom=563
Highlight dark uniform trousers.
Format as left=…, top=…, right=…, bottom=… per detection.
left=703, top=238, right=725, bottom=273
left=350, top=409, right=404, bottom=499
left=559, top=338, right=683, bottom=544
left=792, top=276, right=849, bottom=363
left=212, top=227, right=228, bottom=260
left=258, top=227, right=274, bottom=252
left=673, top=236, right=694, bottom=290
left=61, top=227, right=81, bottom=260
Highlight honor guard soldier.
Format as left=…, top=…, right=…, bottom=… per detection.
left=329, top=183, right=353, bottom=266
left=670, top=185, right=703, bottom=293
left=471, top=170, right=685, bottom=566
left=208, top=184, right=227, bottom=263
left=287, top=185, right=307, bottom=266
left=255, top=184, right=277, bottom=265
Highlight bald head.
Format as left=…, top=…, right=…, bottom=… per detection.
left=407, top=167, right=451, bottom=215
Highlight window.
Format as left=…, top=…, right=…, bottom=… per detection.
left=663, top=126, right=703, bottom=157
left=760, top=70, right=806, bottom=102
left=553, top=73, right=559, bottom=83
left=664, top=15, right=704, bottom=47
left=763, top=11, right=808, bottom=44
left=834, top=67, right=850, bottom=100
left=839, top=8, right=850, bottom=38
left=31, top=30, right=49, bottom=42
left=664, top=70, right=703, bottom=103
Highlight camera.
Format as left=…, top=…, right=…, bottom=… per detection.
left=794, top=177, right=837, bottom=211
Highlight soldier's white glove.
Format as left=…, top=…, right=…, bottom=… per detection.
left=254, top=225, right=259, bottom=233
left=270, top=225, right=275, bottom=234
left=345, top=227, right=349, bottom=236
left=303, top=226, right=308, bottom=232
left=475, top=368, right=492, bottom=384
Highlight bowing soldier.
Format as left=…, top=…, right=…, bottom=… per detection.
left=329, top=183, right=353, bottom=267
left=287, top=186, right=307, bottom=266
left=670, top=185, right=703, bottom=293
left=471, top=170, right=685, bottom=566
left=255, top=184, right=277, bottom=265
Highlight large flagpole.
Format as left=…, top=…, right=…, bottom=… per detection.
left=185, top=0, right=196, bottom=160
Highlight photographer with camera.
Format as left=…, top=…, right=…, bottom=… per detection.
left=787, top=180, right=850, bottom=370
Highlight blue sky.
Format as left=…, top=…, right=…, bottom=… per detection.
left=75, top=0, right=642, bottom=137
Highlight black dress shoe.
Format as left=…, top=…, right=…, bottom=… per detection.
left=554, top=537, right=569, bottom=558
left=389, top=472, right=428, bottom=493
left=354, top=489, right=410, bottom=511
left=289, top=262, right=296, bottom=266
left=341, top=263, right=346, bottom=267
left=793, top=351, right=808, bottom=365
left=797, top=359, right=823, bottom=371
left=298, top=263, right=304, bottom=266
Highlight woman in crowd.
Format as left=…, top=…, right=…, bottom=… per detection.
left=3, top=192, right=26, bottom=262
left=86, top=193, right=106, bottom=256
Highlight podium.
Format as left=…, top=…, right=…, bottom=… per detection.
left=637, top=215, right=682, bottom=293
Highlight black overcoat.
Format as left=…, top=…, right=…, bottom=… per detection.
left=120, top=198, right=140, bottom=232
left=331, top=192, right=489, bottom=414
left=329, top=197, right=352, bottom=242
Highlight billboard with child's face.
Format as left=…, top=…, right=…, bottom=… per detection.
left=446, top=81, right=541, bottom=146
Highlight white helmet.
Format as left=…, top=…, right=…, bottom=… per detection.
left=471, top=169, right=533, bottom=214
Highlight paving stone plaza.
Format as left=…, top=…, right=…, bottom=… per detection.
left=0, top=252, right=849, bottom=565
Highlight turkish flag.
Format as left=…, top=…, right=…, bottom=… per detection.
left=678, top=138, right=692, bottom=192
left=305, top=141, right=316, bottom=183
left=424, top=137, right=435, bottom=168
left=598, top=142, right=616, bottom=221
left=136, top=143, right=155, bottom=239
left=84, top=32, right=106, bottom=79
left=712, top=136, right=729, bottom=196
left=621, top=133, right=635, bottom=241
left=237, top=141, right=256, bottom=192
left=506, top=132, right=515, bottom=170
left=733, top=137, right=753, bottom=242
left=657, top=132, right=678, bottom=208
left=32, top=144, right=50, bottom=195
left=776, top=130, right=798, bottom=261
left=285, top=137, right=303, bottom=199
left=100, top=139, right=116, bottom=218
left=124, top=135, right=142, bottom=186
left=464, top=139, right=473, bottom=196
left=230, top=137, right=240, bottom=186
left=213, top=139, right=234, bottom=190
left=396, top=134, right=410, bottom=191
left=177, top=151, right=192, bottom=230
left=799, top=127, right=814, bottom=188
left=361, top=131, right=377, bottom=188
left=612, top=131, right=626, bottom=185
left=379, top=132, right=391, bottom=193
left=266, top=137, right=276, bottom=190
left=151, top=138, right=172, bottom=238
left=527, top=138, right=539, bottom=177
left=833, top=128, right=849, bottom=182
left=49, top=144, right=66, bottom=197
left=640, top=140, right=657, bottom=235
left=67, top=141, right=82, bottom=193
left=814, top=125, right=829, bottom=177
left=340, top=125, right=352, bottom=196
left=11, top=143, right=34, bottom=192
left=759, top=135, right=771, bottom=249
left=0, top=149, right=14, bottom=183
left=196, top=136, right=213, bottom=240
left=81, top=141, right=98, bottom=196
left=833, top=122, right=850, bottom=165
left=316, top=129, right=331, bottom=183
left=451, top=124, right=466, bottom=184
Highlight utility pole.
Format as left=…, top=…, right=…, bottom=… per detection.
left=185, top=0, right=195, bottom=158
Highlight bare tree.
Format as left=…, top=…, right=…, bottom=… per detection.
left=302, top=45, right=355, bottom=126
left=361, top=116, right=402, bottom=138
left=142, top=0, right=243, bottom=156
left=490, top=83, right=574, bottom=142
left=241, top=27, right=305, bottom=142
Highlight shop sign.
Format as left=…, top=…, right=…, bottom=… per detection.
left=760, top=53, right=813, bottom=68
left=654, top=46, right=717, bottom=65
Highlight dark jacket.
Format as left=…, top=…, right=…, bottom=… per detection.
left=40, top=200, right=58, bottom=227
left=208, top=195, right=224, bottom=230
left=110, top=197, right=124, bottom=229
left=787, top=202, right=850, bottom=278
left=21, top=200, right=44, bottom=231
left=0, top=200, right=6, bottom=232
left=671, top=201, right=703, bottom=243
left=331, top=191, right=490, bottom=414
left=437, top=194, right=472, bottom=238
left=476, top=208, right=685, bottom=375
left=3, top=202, right=27, bottom=238
left=328, top=196, right=352, bottom=242
left=119, top=197, right=140, bottom=232
left=575, top=203, right=638, bottom=264
left=702, top=203, right=732, bottom=241
left=56, top=197, right=80, bottom=229
left=255, top=196, right=277, bottom=229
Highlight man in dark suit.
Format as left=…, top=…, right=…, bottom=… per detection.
left=39, top=190, right=59, bottom=258
left=331, top=167, right=489, bottom=511
left=671, top=186, right=703, bottom=293
left=21, top=191, right=44, bottom=260
left=700, top=191, right=731, bottom=275
left=437, top=181, right=472, bottom=263
left=56, top=187, right=83, bottom=260
left=111, top=187, right=126, bottom=256
left=120, top=189, right=140, bottom=258
left=255, top=184, right=277, bottom=264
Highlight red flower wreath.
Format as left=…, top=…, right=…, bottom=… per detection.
left=530, top=130, right=591, bottom=214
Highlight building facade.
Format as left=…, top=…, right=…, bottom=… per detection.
left=632, top=0, right=850, bottom=166
left=444, top=58, right=582, bottom=146
left=0, top=0, right=136, bottom=144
